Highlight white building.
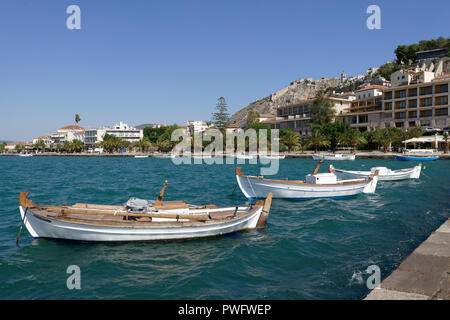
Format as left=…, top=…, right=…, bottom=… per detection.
left=355, top=85, right=386, bottom=100
left=84, top=122, right=143, bottom=147
left=390, top=68, right=435, bottom=87
left=186, top=120, right=209, bottom=134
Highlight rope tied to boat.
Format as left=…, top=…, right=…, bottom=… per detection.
left=247, top=176, right=257, bottom=199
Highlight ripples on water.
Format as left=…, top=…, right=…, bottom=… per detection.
left=0, top=156, right=448, bottom=299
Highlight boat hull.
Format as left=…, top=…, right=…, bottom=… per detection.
left=236, top=175, right=377, bottom=200
left=395, top=155, right=439, bottom=161
left=333, top=165, right=421, bottom=181
left=19, top=206, right=265, bottom=242
left=312, top=154, right=355, bottom=161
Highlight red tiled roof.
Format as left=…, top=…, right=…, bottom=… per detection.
left=34, top=135, right=47, bottom=140
left=58, top=125, right=85, bottom=131
left=355, top=85, right=388, bottom=92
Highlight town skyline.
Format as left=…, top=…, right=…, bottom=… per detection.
left=1, top=0, right=450, bottom=141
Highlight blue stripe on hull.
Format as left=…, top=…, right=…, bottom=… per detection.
left=248, top=195, right=358, bottom=201
left=395, top=155, right=439, bottom=161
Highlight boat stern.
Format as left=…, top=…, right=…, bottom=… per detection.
left=411, top=164, right=422, bottom=179
left=254, top=193, right=272, bottom=229
left=363, top=170, right=379, bottom=194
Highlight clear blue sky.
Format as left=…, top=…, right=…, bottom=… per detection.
left=1, top=0, right=449, bottom=141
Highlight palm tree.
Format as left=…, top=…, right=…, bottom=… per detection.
left=0, top=142, right=6, bottom=153
left=75, top=114, right=81, bottom=124
left=280, top=129, right=301, bottom=152
left=32, top=140, right=46, bottom=153
left=443, top=132, right=449, bottom=154
left=306, top=130, right=331, bottom=153
left=373, top=128, right=400, bottom=153
left=15, top=144, right=25, bottom=153
left=134, top=138, right=151, bottom=153
left=339, top=129, right=367, bottom=154
left=71, top=139, right=84, bottom=153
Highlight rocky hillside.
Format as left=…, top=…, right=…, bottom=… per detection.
left=228, top=77, right=346, bottom=125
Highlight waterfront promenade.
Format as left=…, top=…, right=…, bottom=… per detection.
left=365, top=216, right=450, bottom=300
left=1, top=151, right=450, bottom=159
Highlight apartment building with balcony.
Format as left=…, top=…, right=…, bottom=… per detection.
left=382, top=74, right=449, bottom=129
left=267, top=96, right=353, bottom=136
left=337, top=85, right=386, bottom=131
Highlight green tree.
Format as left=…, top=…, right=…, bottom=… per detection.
left=375, top=62, right=404, bottom=80
left=246, top=110, right=260, bottom=128
left=306, top=130, right=331, bottom=153
left=320, top=122, right=351, bottom=151
left=310, top=92, right=336, bottom=129
left=134, top=137, right=152, bottom=153
left=339, top=129, right=367, bottom=154
left=32, top=140, right=46, bottom=153
left=443, top=132, right=449, bottom=154
left=280, top=129, right=301, bottom=152
left=211, top=97, right=230, bottom=132
left=71, top=139, right=84, bottom=153
left=404, top=126, right=423, bottom=140
left=75, top=114, right=81, bottom=124
left=0, top=142, right=7, bottom=153
left=373, top=128, right=402, bottom=153
left=15, top=144, right=25, bottom=153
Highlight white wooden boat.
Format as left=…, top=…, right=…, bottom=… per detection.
left=311, top=153, right=355, bottom=161
left=259, top=154, right=286, bottom=160
left=18, top=154, right=33, bottom=157
left=134, top=155, right=149, bottom=158
left=330, top=164, right=421, bottom=181
left=17, top=183, right=272, bottom=242
left=236, top=153, right=255, bottom=159
left=235, top=161, right=378, bottom=200
left=192, top=154, right=212, bottom=159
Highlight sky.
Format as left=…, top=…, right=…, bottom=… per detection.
left=0, top=0, right=449, bottom=141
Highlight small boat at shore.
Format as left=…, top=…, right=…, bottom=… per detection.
left=259, top=154, right=286, bottom=160
left=236, top=153, right=255, bottom=159
left=330, top=164, right=421, bottom=181
left=134, top=155, right=149, bottom=158
left=235, top=161, right=379, bottom=200
left=395, top=154, right=439, bottom=161
left=17, top=183, right=272, bottom=242
left=18, top=154, right=33, bottom=157
left=312, top=153, right=355, bottom=161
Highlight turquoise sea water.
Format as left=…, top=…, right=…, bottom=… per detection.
left=0, top=156, right=449, bottom=299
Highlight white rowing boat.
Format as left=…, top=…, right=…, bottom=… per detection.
left=134, top=155, right=149, bottom=158
left=235, top=161, right=378, bottom=200
left=311, top=153, right=355, bottom=161
left=236, top=153, right=255, bottom=159
left=18, top=154, right=33, bottom=157
left=259, top=154, right=286, bottom=160
left=17, top=183, right=272, bottom=242
left=330, top=164, right=421, bottom=181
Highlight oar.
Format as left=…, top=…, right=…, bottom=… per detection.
left=16, top=207, right=28, bottom=245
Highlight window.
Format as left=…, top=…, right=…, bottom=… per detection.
left=399, top=101, right=406, bottom=109
left=384, top=113, right=392, bottom=118
left=438, top=96, right=448, bottom=105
